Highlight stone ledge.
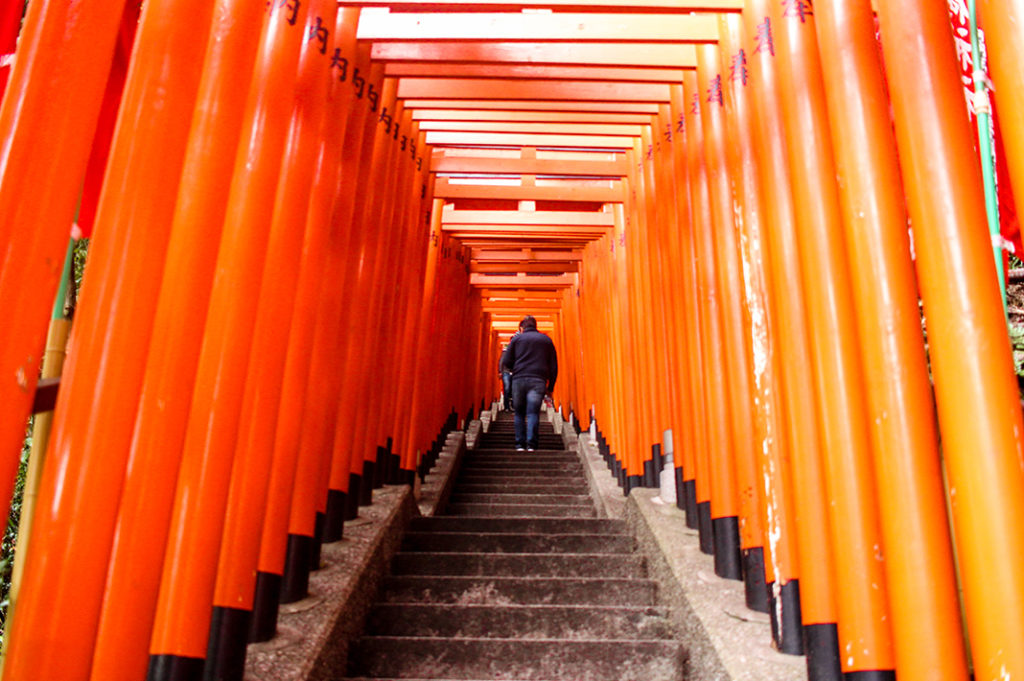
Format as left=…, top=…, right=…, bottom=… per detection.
left=625, top=489, right=806, bottom=681
left=573, top=432, right=626, bottom=520
left=418, top=431, right=466, bottom=517
left=245, top=485, right=416, bottom=681
left=244, top=427, right=471, bottom=681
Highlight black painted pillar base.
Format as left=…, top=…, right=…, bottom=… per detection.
left=323, top=489, right=346, bottom=542
left=311, top=511, right=325, bottom=569
left=345, top=473, right=361, bottom=519
left=373, top=446, right=386, bottom=489
left=674, top=467, right=686, bottom=511
left=204, top=606, right=251, bottom=681
left=804, top=622, right=843, bottom=681
left=642, top=444, right=659, bottom=488
left=845, top=671, right=896, bottom=680
left=712, top=516, right=742, bottom=580
left=697, top=501, right=714, bottom=555
left=683, top=479, right=698, bottom=530
left=611, top=457, right=622, bottom=481
left=359, top=460, right=374, bottom=505
left=625, top=474, right=642, bottom=495
left=652, top=443, right=663, bottom=477
left=768, top=579, right=805, bottom=655
left=249, top=571, right=282, bottom=643
left=282, top=533, right=314, bottom=603
left=148, top=654, right=205, bottom=681
left=399, top=467, right=415, bottom=485
left=387, top=449, right=400, bottom=485
left=741, top=546, right=770, bottom=613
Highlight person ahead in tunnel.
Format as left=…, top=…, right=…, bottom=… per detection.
left=497, top=328, right=520, bottom=411
left=500, top=315, right=558, bottom=451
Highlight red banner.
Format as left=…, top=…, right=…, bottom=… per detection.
left=947, top=0, right=1022, bottom=265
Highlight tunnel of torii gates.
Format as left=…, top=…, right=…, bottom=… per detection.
left=3, top=0, right=1024, bottom=680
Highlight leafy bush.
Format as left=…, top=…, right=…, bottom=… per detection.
left=0, top=419, right=32, bottom=640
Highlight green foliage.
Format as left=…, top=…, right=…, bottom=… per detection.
left=68, top=237, right=90, bottom=317
left=0, top=418, right=32, bottom=640
left=1009, top=320, right=1024, bottom=379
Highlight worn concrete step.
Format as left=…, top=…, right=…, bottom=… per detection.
left=475, top=446, right=568, bottom=454
left=451, top=480, right=583, bottom=491
left=463, top=454, right=578, bottom=464
left=458, top=471, right=585, bottom=481
left=347, top=637, right=685, bottom=680
left=409, top=517, right=626, bottom=535
left=463, top=454, right=579, bottom=464
left=459, top=464, right=583, bottom=475
left=452, top=474, right=585, bottom=485
left=400, top=532, right=634, bottom=554
left=450, top=492, right=591, bottom=504
left=364, top=603, right=674, bottom=640
left=477, top=440, right=565, bottom=446
left=390, top=552, right=644, bottom=578
left=445, top=503, right=597, bottom=518
left=454, top=484, right=589, bottom=496
left=379, top=575, right=660, bottom=606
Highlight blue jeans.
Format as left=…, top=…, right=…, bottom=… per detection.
left=501, top=371, right=513, bottom=410
left=512, top=376, right=547, bottom=449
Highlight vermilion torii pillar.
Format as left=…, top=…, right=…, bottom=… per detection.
left=877, top=0, right=1024, bottom=677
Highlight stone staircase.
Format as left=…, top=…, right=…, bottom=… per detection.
left=343, top=412, right=685, bottom=681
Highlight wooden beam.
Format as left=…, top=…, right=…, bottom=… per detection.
left=419, top=121, right=644, bottom=136
left=403, top=99, right=660, bottom=113
left=482, top=300, right=562, bottom=309
left=431, top=154, right=628, bottom=177
left=357, top=11, right=720, bottom=42
left=471, top=261, right=580, bottom=273
left=443, top=209, right=614, bottom=225
left=434, top=178, right=623, bottom=202
left=414, top=110, right=653, bottom=124
left=472, top=249, right=583, bottom=261
left=480, top=289, right=566, bottom=299
left=398, top=78, right=671, bottom=102
left=426, top=131, right=636, bottom=148
left=446, top=226, right=607, bottom=237
left=384, top=63, right=687, bottom=83
left=455, top=233, right=597, bottom=243
left=373, top=42, right=698, bottom=68
left=469, top=273, right=575, bottom=286
left=345, top=0, right=742, bottom=12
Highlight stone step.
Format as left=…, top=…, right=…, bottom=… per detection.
left=452, top=479, right=584, bottom=490
left=454, top=473, right=583, bottom=485
left=409, top=517, right=626, bottom=535
left=477, top=443, right=566, bottom=449
left=389, top=552, right=644, bottom=578
left=379, top=575, right=660, bottom=606
left=400, top=532, right=634, bottom=554
left=445, top=503, right=597, bottom=518
left=343, top=678, right=560, bottom=681
left=448, top=493, right=593, bottom=506
left=462, top=454, right=580, bottom=464
left=347, top=637, right=684, bottom=680
left=474, top=445, right=567, bottom=452
left=364, top=603, right=674, bottom=640
left=453, top=484, right=589, bottom=496
left=458, top=462, right=583, bottom=473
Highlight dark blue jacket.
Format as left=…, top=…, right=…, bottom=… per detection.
left=500, top=328, right=558, bottom=392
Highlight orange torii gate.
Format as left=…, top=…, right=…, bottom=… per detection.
left=0, top=1, right=1022, bottom=681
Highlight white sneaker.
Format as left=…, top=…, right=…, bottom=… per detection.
left=516, top=446, right=525, bottom=451
left=527, top=447, right=535, bottom=452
